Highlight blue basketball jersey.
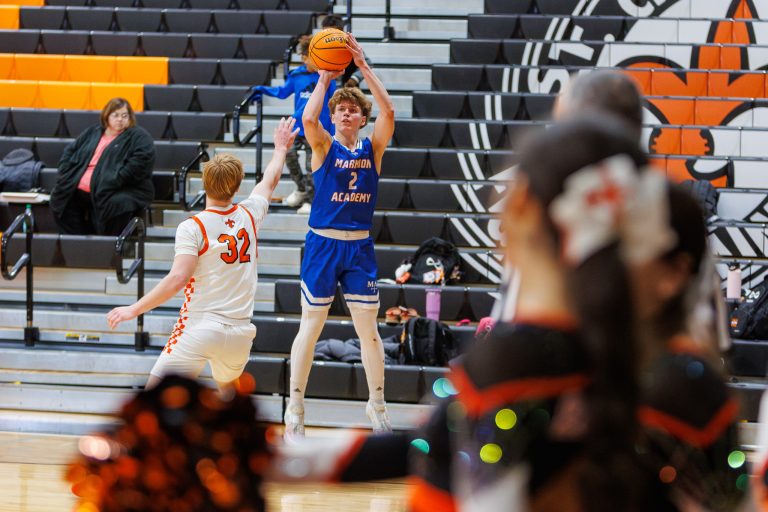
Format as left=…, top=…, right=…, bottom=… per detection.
left=309, top=137, right=378, bottom=231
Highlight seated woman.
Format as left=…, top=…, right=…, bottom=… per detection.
left=50, top=97, right=155, bottom=236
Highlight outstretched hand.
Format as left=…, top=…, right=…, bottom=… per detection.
left=107, top=305, right=138, bottom=330
left=273, top=117, right=300, bottom=153
left=346, top=34, right=367, bottom=68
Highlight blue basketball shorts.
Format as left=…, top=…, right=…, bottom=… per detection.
left=300, top=230, right=379, bottom=311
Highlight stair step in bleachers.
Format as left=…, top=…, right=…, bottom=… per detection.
left=351, top=17, right=467, bottom=41
left=334, top=0, right=483, bottom=17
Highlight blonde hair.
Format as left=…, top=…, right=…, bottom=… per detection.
left=202, top=154, right=244, bottom=202
left=328, top=87, right=372, bottom=122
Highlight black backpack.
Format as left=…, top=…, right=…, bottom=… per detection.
left=399, top=317, right=460, bottom=366
left=407, top=237, right=462, bottom=285
left=0, top=148, right=42, bottom=193
left=730, top=278, right=768, bottom=340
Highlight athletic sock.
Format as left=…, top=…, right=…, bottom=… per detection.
left=350, top=306, right=386, bottom=403
left=288, top=307, right=329, bottom=410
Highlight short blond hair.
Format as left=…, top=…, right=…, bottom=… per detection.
left=202, top=154, right=244, bottom=202
left=328, top=87, right=372, bottom=121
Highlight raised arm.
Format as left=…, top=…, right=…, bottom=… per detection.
left=302, top=69, right=339, bottom=170
left=252, top=117, right=299, bottom=202
left=346, top=34, right=394, bottom=170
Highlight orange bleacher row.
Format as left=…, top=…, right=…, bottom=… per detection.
left=0, top=53, right=168, bottom=110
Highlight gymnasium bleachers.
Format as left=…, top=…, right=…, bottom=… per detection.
left=1, top=0, right=767, bottom=439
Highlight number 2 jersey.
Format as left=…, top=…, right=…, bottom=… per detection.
left=309, top=137, right=378, bottom=231
left=174, top=193, right=269, bottom=324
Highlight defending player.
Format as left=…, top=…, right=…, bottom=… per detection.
left=107, top=118, right=299, bottom=397
left=285, top=34, right=395, bottom=437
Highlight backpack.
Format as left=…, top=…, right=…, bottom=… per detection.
left=399, top=317, right=460, bottom=366
left=730, top=278, right=768, bottom=339
left=0, top=148, right=42, bottom=193
left=403, top=237, right=462, bottom=285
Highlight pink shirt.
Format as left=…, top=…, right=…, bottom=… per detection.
left=77, top=133, right=117, bottom=193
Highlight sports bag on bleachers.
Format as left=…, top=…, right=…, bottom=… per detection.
left=0, top=148, right=42, bottom=192
left=729, top=278, right=768, bottom=340
left=399, top=317, right=460, bottom=366
left=398, top=237, right=462, bottom=285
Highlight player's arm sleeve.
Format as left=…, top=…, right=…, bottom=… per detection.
left=174, top=219, right=203, bottom=257
left=239, top=193, right=270, bottom=230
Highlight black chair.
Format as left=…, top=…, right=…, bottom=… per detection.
left=0, top=137, right=34, bottom=160
left=412, top=92, right=467, bottom=119
left=408, top=182, right=462, bottom=211
left=135, top=111, right=170, bottom=139
left=0, top=29, right=40, bottom=53
left=237, top=0, right=280, bottom=10
left=501, top=40, right=528, bottom=66
left=467, top=92, right=520, bottom=120
left=273, top=279, right=301, bottom=314
left=41, top=30, right=89, bottom=54
left=35, top=137, right=73, bottom=168
left=380, top=148, right=427, bottom=178
left=10, top=109, right=62, bottom=137
left=19, top=7, right=66, bottom=29
left=188, top=34, right=239, bottom=59
left=92, top=0, right=136, bottom=7
left=467, top=14, right=518, bottom=39
left=518, top=15, right=559, bottom=39
left=375, top=180, right=406, bottom=209
left=242, top=357, right=286, bottom=396
left=196, top=85, right=251, bottom=112
left=45, top=0, right=87, bottom=5
left=393, top=120, right=448, bottom=148
left=66, top=6, right=115, bottom=30
left=186, top=0, right=233, bottom=8
left=450, top=39, right=501, bottom=65
left=241, top=34, right=291, bottom=60
left=386, top=213, right=447, bottom=244
left=90, top=32, right=138, bottom=55
left=152, top=170, right=176, bottom=201
left=154, top=141, right=200, bottom=170
left=141, top=33, right=189, bottom=58
left=140, top=0, right=182, bottom=7
left=359, top=365, right=422, bottom=403
left=486, top=150, right=516, bottom=176
left=0, top=109, right=9, bottom=135
left=168, top=59, right=218, bottom=85
left=284, top=0, right=330, bottom=11
left=62, top=110, right=99, bottom=137
left=212, top=10, right=262, bottom=34
left=483, top=0, right=534, bottom=14
left=115, top=8, right=162, bottom=32
left=431, top=64, right=484, bottom=92
left=522, top=94, right=556, bottom=121
left=304, top=361, right=355, bottom=400
left=484, top=65, right=510, bottom=92
left=163, top=9, right=213, bottom=33
left=171, top=112, right=225, bottom=141
left=144, top=84, right=195, bottom=112
left=448, top=120, right=505, bottom=149
left=429, top=148, right=488, bottom=180
left=573, top=16, right=624, bottom=41
left=468, top=288, right=496, bottom=320
left=261, top=10, right=313, bottom=36
left=219, top=59, right=272, bottom=86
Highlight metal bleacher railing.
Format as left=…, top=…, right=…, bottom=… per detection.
left=0, top=211, right=150, bottom=350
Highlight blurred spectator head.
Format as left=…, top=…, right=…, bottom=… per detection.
left=100, top=97, right=136, bottom=130
left=66, top=374, right=269, bottom=512
left=554, top=70, right=643, bottom=140
left=202, top=153, right=245, bottom=202
left=321, top=14, right=345, bottom=30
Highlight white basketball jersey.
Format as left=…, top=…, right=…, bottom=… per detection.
left=174, top=194, right=268, bottom=324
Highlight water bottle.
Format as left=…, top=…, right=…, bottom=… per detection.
left=425, top=287, right=442, bottom=321
left=726, top=264, right=742, bottom=300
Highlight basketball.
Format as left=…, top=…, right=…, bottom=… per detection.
left=308, top=28, right=352, bottom=72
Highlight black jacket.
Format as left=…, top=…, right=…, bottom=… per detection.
left=50, top=124, right=155, bottom=233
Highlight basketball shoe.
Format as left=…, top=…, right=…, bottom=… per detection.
left=284, top=403, right=305, bottom=442
left=366, top=400, right=392, bottom=433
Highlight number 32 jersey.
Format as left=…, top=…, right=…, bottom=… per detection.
left=309, top=137, right=378, bottom=231
left=174, top=193, right=269, bottom=324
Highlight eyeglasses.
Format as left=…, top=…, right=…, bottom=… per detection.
left=109, top=112, right=130, bottom=119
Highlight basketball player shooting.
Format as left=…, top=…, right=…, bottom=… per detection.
left=106, top=118, right=299, bottom=398
left=285, top=34, right=396, bottom=438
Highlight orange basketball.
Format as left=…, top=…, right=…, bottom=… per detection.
left=308, top=28, right=352, bottom=72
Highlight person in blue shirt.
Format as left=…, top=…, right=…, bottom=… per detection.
left=283, top=34, right=395, bottom=439
left=252, top=35, right=336, bottom=213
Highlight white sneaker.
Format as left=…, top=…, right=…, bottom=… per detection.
left=296, top=202, right=312, bottom=215
left=366, top=400, right=392, bottom=433
left=285, top=190, right=308, bottom=208
left=284, top=404, right=305, bottom=442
